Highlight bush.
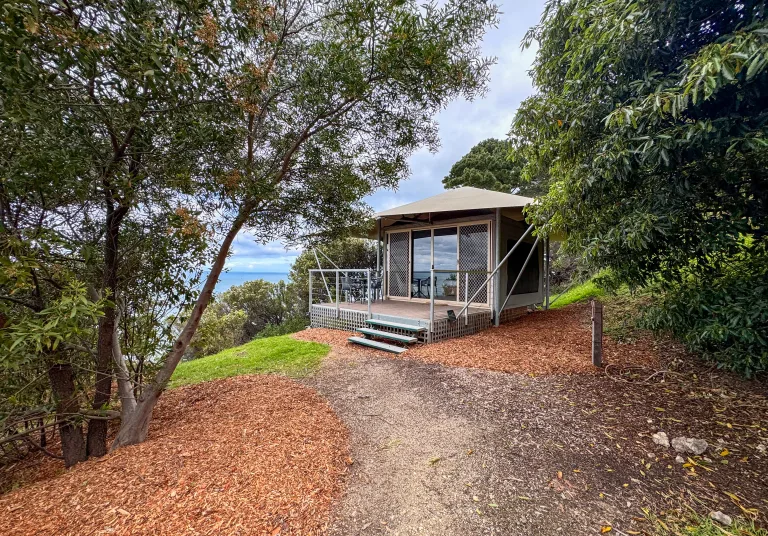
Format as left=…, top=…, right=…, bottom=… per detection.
left=256, top=316, right=309, bottom=339
left=640, top=247, right=768, bottom=377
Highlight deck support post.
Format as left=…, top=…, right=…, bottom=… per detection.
left=592, top=300, right=603, bottom=367
left=429, top=268, right=435, bottom=343
left=494, top=208, right=501, bottom=327
left=376, top=218, right=381, bottom=275
left=335, top=271, right=340, bottom=318
left=367, top=269, right=372, bottom=319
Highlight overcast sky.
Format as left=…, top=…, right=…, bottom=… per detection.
left=226, top=1, right=546, bottom=274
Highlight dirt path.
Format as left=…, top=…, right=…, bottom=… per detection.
left=304, top=344, right=768, bottom=536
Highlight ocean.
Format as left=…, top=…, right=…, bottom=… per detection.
left=214, top=271, right=290, bottom=292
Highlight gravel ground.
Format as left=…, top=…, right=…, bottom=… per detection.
left=303, top=344, right=768, bottom=535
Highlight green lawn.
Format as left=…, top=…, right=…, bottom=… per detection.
left=549, top=279, right=605, bottom=309
left=169, top=335, right=330, bottom=388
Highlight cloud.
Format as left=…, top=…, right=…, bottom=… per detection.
left=226, top=1, right=545, bottom=274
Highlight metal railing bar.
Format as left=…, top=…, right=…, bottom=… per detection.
left=455, top=223, right=535, bottom=319
left=312, top=248, right=332, bottom=301
left=499, top=235, right=541, bottom=312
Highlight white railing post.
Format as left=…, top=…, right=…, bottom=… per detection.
left=335, top=270, right=340, bottom=318
left=464, top=272, right=469, bottom=326
left=429, top=268, right=435, bottom=342
left=367, top=268, right=372, bottom=319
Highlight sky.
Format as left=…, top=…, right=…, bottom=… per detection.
left=225, top=1, right=546, bottom=276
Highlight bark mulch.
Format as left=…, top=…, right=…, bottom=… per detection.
left=0, top=375, right=349, bottom=536
left=406, top=304, right=660, bottom=374
left=295, top=304, right=660, bottom=375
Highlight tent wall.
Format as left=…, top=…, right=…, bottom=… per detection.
left=495, top=216, right=543, bottom=311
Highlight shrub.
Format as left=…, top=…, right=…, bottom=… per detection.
left=641, top=247, right=768, bottom=377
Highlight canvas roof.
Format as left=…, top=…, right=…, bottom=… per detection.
left=375, top=187, right=533, bottom=218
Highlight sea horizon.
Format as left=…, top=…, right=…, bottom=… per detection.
left=211, top=271, right=291, bottom=292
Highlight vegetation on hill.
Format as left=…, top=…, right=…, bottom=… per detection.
left=187, top=238, right=375, bottom=359
left=514, top=0, right=768, bottom=375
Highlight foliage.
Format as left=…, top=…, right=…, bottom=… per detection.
left=169, top=335, right=329, bottom=388
left=549, top=279, right=604, bottom=310
left=256, top=316, right=309, bottom=339
left=188, top=308, right=248, bottom=360
left=515, top=0, right=768, bottom=373
left=2, top=0, right=499, bottom=452
left=641, top=244, right=768, bottom=376
left=443, top=139, right=545, bottom=197
left=219, top=280, right=289, bottom=339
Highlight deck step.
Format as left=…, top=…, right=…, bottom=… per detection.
left=348, top=336, right=407, bottom=354
left=358, top=328, right=418, bottom=344
left=365, top=319, right=426, bottom=332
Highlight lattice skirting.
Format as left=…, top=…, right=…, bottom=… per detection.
left=498, top=306, right=528, bottom=324
left=429, top=311, right=492, bottom=343
left=309, top=305, right=492, bottom=344
left=310, top=305, right=369, bottom=331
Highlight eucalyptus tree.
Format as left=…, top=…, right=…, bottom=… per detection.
left=114, top=0, right=500, bottom=447
left=514, top=0, right=768, bottom=373
left=1, top=0, right=233, bottom=462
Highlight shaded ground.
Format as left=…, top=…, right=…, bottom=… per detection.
left=0, top=376, right=349, bottom=536
left=297, top=306, right=768, bottom=535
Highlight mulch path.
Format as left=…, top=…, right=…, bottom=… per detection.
left=0, top=375, right=349, bottom=536
left=295, top=304, right=660, bottom=375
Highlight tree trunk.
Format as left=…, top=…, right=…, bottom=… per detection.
left=111, top=208, right=251, bottom=449
left=87, top=202, right=128, bottom=457
left=112, top=321, right=137, bottom=421
left=48, top=363, right=86, bottom=468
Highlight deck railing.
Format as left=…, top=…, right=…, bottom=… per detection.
left=309, top=268, right=380, bottom=319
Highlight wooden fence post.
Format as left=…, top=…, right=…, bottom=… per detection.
left=591, top=299, right=603, bottom=367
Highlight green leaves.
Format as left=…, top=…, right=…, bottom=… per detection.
left=442, top=139, right=546, bottom=197
left=513, top=0, right=768, bottom=374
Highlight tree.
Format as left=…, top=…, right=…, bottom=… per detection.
left=514, top=0, right=768, bottom=373
left=102, top=0, right=500, bottom=448
left=1, top=0, right=233, bottom=461
left=443, top=138, right=545, bottom=196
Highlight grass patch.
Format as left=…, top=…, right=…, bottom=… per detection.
left=646, top=510, right=767, bottom=536
left=549, top=279, right=605, bottom=309
left=169, top=335, right=330, bottom=388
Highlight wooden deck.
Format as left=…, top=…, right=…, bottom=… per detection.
left=318, top=299, right=486, bottom=320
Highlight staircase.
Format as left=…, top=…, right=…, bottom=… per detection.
left=347, top=319, right=425, bottom=353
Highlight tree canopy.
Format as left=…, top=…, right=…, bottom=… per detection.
left=1, top=0, right=499, bottom=460
left=443, top=138, right=545, bottom=197
left=514, top=0, right=768, bottom=373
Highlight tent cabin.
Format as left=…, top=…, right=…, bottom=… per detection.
left=308, top=187, right=553, bottom=352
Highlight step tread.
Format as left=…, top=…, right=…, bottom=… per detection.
left=357, top=328, right=418, bottom=344
left=365, top=319, right=426, bottom=332
left=348, top=336, right=408, bottom=354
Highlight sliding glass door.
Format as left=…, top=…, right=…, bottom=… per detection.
left=388, top=222, right=490, bottom=304
left=432, top=228, right=458, bottom=300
